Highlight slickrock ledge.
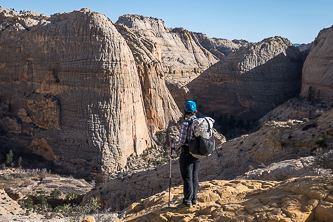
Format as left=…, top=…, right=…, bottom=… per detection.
left=123, top=176, right=333, bottom=222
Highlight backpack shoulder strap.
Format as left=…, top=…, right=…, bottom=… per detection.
left=204, top=117, right=213, bottom=137
left=204, top=118, right=211, bottom=132
left=185, top=119, right=194, bottom=143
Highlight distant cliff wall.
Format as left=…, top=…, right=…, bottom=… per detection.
left=188, top=36, right=303, bottom=121
left=116, top=15, right=219, bottom=82
left=190, top=32, right=248, bottom=59
left=114, top=23, right=181, bottom=135
left=301, top=26, right=333, bottom=102
left=116, top=15, right=220, bottom=108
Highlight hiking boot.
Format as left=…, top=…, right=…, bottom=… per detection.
left=192, top=200, right=198, bottom=205
left=176, top=202, right=192, bottom=209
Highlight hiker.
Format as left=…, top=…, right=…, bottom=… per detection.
left=170, top=100, right=200, bottom=208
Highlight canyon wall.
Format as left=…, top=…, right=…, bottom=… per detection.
left=116, top=15, right=220, bottom=108
left=188, top=36, right=303, bottom=121
left=116, top=15, right=219, bottom=83
left=0, top=8, right=180, bottom=179
left=114, top=23, right=181, bottom=135
left=190, top=32, right=248, bottom=59
left=301, top=25, right=333, bottom=102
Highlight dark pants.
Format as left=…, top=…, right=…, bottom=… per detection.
left=179, top=148, right=201, bottom=205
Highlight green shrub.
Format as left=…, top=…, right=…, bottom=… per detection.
left=18, top=156, right=22, bottom=167
left=50, top=189, right=62, bottom=198
left=23, top=196, right=34, bottom=209
left=156, top=131, right=164, bottom=145
left=5, top=150, right=13, bottom=165
left=315, top=137, right=327, bottom=148
left=66, top=190, right=80, bottom=200
left=54, top=198, right=100, bottom=222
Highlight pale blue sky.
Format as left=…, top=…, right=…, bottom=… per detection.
left=1, top=0, right=332, bottom=44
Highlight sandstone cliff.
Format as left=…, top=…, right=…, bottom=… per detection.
left=301, top=25, right=333, bottom=102
left=116, top=15, right=219, bottom=83
left=116, top=15, right=219, bottom=109
left=114, top=23, right=181, bottom=135
left=188, top=36, right=303, bottom=121
left=0, top=8, right=180, bottom=179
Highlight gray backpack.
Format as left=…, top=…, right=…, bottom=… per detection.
left=187, top=117, right=215, bottom=159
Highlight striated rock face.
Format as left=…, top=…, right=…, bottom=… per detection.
left=0, top=8, right=180, bottom=179
left=114, top=23, right=181, bottom=134
left=301, top=26, right=333, bottom=102
left=188, top=36, right=303, bottom=121
left=116, top=15, right=219, bottom=108
left=123, top=176, right=333, bottom=222
left=116, top=15, right=219, bottom=83
left=191, top=32, right=249, bottom=59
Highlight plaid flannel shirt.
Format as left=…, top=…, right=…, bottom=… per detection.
left=172, top=116, right=197, bottom=150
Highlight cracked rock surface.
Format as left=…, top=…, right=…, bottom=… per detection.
left=123, top=176, right=333, bottom=222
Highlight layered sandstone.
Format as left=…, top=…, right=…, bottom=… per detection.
left=188, top=36, right=303, bottom=121
left=301, top=25, right=333, bottom=102
left=0, top=8, right=180, bottom=179
left=114, top=23, right=181, bottom=134
left=116, top=14, right=219, bottom=84
left=116, top=15, right=220, bottom=109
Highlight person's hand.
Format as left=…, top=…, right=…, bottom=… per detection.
left=169, top=141, right=172, bottom=149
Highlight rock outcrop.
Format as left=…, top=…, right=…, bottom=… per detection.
left=259, top=97, right=333, bottom=124
left=301, top=25, right=333, bottom=102
left=188, top=36, right=303, bottom=121
left=0, top=189, right=26, bottom=217
left=238, top=156, right=332, bottom=181
left=123, top=176, right=333, bottom=222
left=0, top=168, right=95, bottom=221
left=0, top=8, right=180, bottom=179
